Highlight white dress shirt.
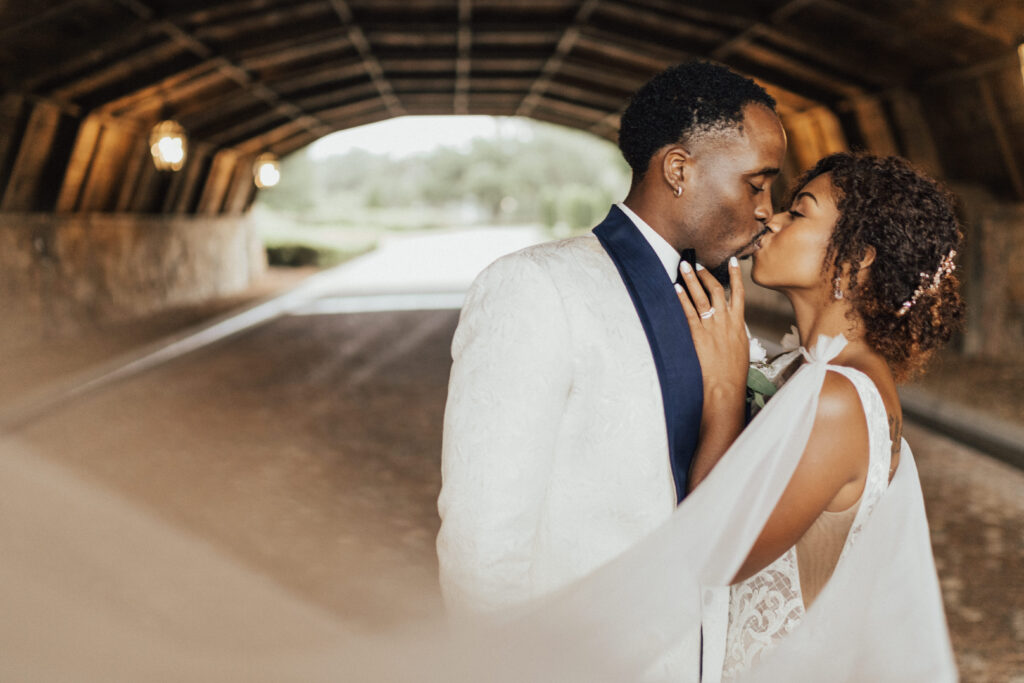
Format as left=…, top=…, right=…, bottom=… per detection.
left=615, top=202, right=681, bottom=281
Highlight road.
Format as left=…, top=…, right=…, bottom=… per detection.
left=2, top=226, right=1021, bottom=681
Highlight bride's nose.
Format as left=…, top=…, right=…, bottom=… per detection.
left=765, top=212, right=785, bottom=234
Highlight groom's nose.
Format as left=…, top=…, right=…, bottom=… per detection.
left=753, top=195, right=772, bottom=222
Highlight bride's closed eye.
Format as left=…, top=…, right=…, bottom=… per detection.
left=787, top=209, right=804, bottom=218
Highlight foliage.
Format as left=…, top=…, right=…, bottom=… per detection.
left=255, top=118, right=631, bottom=232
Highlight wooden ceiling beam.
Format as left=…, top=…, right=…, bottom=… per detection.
left=96, top=60, right=228, bottom=117
left=517, top=0, right=604, bottom=118
left=596, top=1, right=731, bottom=45
left=454, top=0, right=472, bottom=114
left=291, top=82, right=382, bottom=112
left=544, top=79, right=624, bottom=111
left=17, top=22, right=158, bottom=93
left=381, top=56, right=545, bottom=72
left=235, top=32, right=351, bottom=71
left=389, top=76, right=534, bottom=92
left=107, top=0, right=334, bottom=144
left=574, top=26, right=692, bottom=71
left=49, top=39, right=191, bottom=102
left=315, top=95, right=391, bottom=123
left=325, top=0, right=406, bottom=117
left=165, top=0, right=311, bottom=28
left=577, top=24, right=847, bottom=104
left=261, top=58, right=370, bottom=96
left=188, top=1, right=328, bottom=43
left=0, top=0, right=92, bottom=41
left=556, top=57, right=645, bottom=95
left=532, top=93, right=612, bottom=123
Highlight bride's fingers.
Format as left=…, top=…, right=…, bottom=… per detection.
left=678, top=261, right=712, bottom=313
left=674, top=282, right=702, bottom=328
left=727, top=256, right=745, bottom=315
left=694, top=263, right=727, bottom=310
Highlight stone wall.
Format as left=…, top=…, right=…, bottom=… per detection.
left=0, top=212, right=265, bottom=341
left=971, top=203, right=1024, bottom=360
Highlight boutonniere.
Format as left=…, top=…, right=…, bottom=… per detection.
left=746, top=336, right=777, bottom=412
left=746, top=326, right=802, bottom=416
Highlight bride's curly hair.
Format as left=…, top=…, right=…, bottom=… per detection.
left=793, top=152, right=964, bottom=382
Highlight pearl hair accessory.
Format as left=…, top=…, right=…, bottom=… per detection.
left=896, top=248, right=957, bottom=317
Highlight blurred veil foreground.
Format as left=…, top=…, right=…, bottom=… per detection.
left=0, top=335, right=955, bottom=682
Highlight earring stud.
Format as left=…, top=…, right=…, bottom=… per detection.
left=833, top=276, right=844, bottom=300
left=673, top=186, right=682, bottom=198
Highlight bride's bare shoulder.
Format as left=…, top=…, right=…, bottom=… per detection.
left=806, top=372, right=869, bottom=478
left=816, top=371, right=865, bottom=425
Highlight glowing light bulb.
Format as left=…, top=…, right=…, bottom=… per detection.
left=253, top=153, right=281, bottom=188
left=149, top=120, right=188, bottom=171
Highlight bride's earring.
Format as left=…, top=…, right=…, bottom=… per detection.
left=673, top=186, right=682, bottom=198
left=833, top=276, right=844, bottom=300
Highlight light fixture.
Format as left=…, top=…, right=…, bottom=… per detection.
left=253, top=153, right=281, bottom=189
left=149, top=120, right=188, bottom=171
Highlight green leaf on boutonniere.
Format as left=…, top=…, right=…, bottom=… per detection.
left=746, top=367, right=778, bottom=397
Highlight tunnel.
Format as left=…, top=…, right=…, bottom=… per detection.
left=1, top=2, right=1023, bottom=680
left=2, top=0, right=1023, bottom=358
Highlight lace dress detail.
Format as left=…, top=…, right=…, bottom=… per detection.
left=721, top=365, right=892, bottom=679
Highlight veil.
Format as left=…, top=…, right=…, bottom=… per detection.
left=438, top=334, right=957, bottom=682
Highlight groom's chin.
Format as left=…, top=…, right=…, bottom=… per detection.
left=708, top=261, right=731, bottom=286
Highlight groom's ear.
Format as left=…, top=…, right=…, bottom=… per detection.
left=661, top=145, right=691, bottom=194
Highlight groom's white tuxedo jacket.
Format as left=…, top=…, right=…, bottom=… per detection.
left=438, top=205, right=692, bottom=614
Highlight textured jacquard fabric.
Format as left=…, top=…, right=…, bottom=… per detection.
left=437, top=236, right=678, bottom=613
left=721, top=366, right=893, bottom=679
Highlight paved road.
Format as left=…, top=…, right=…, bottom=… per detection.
left=3, top=228, right=1022, bottom=681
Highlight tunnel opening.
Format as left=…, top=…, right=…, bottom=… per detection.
left=251, top=114, right=631, bottom=282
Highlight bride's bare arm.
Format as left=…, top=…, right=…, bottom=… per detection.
left=730, top=371, right=868, bottom=583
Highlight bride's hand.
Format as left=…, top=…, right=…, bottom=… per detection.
left=675, top=257, right=748, bottom=415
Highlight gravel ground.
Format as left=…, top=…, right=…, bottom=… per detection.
left=6, top=306, right=1022, bottom=681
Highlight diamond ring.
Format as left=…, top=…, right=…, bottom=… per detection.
left=699, top=307, right=716, bottom=320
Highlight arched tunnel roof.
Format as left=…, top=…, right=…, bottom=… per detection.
left=1, top=0, right=1023, bottom=214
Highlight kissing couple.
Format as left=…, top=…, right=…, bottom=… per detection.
left=437, top=61, right=960, bottom=682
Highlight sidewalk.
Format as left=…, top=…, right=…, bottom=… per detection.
left=0, top=266, right=317, bottom=416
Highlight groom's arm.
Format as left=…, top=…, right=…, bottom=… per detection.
left=437, top=253, right=572, bottom=613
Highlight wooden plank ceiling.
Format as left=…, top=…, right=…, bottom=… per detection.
left=0, top=0, right=1022, bottom=213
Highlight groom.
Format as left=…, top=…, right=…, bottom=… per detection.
left=437, top=60, right=786, bottom=674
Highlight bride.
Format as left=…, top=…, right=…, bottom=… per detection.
left=673, top=151, right=963, bottom=681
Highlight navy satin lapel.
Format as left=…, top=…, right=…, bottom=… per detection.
left=593, top=206, right=703, bottom=502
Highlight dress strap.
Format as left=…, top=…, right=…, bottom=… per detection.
left=820, top=364, right=893, bottom=558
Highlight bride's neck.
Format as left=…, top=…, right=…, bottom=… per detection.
left=788, top=291, right=864, bottom=352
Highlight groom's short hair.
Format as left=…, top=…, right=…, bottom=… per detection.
left=618, top=61, right=777, bottom=179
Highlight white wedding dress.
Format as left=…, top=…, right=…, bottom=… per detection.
left=721, top=365, right=893, bottom=679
